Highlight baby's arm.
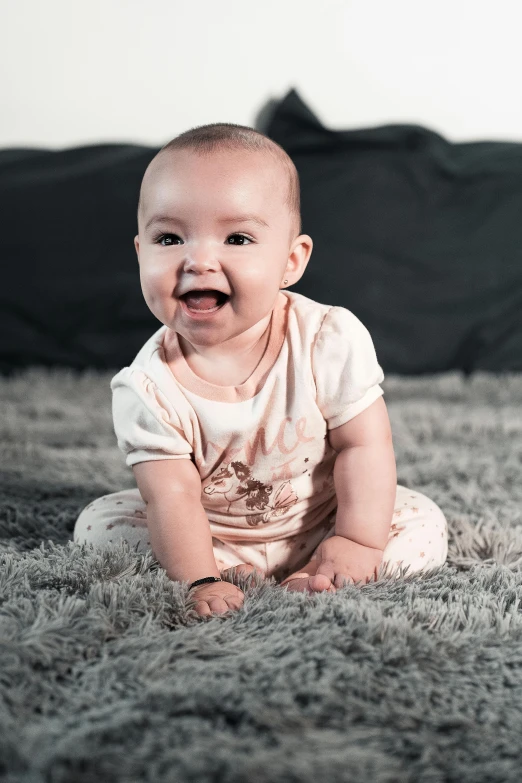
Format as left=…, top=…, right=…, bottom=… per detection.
left=280, top=397, right=396, bottom=591
left=310, top=395, right=396, bottom=589
left=133, top=459, right=221, bottom=584
left=328, top=396, right=396, bottom=549
left=134, top=459, right=248, bottom=617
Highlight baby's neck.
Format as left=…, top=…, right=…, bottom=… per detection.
left=178, top=311, right=273, bottom=367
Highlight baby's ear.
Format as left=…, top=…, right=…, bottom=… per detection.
left=134, top=235, right=140, bottom=259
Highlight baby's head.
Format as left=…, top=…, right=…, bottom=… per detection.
left=134, top=123, right=313, bottom=348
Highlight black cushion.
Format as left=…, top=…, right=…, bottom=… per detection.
left=1, top=144, right=160, bottom=375
left=2, top=92, right=521, bottom=375
left=266, top=89, right=522, bottom=373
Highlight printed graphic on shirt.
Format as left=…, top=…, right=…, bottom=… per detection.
left=202, top=452, right=336, bottom=527
left=203, top=459, right=299, bottom=526
left=200, top=414, right=316, bottom=476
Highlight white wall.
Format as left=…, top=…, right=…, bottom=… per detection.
left=2, top=0, right=522, bottom=149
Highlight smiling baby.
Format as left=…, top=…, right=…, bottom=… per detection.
left=73, top=123, right=449, bottom=618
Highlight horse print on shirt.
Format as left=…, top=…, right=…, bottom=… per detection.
left=203, top=460, right=298, bottom=526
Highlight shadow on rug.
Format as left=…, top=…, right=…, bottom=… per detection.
left=1, top=367, right=522, bottom=782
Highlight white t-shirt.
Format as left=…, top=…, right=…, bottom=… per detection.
left=110, top=290, right=385, bottom=544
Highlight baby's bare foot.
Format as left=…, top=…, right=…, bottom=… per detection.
left=279, top=560, right=336, bottom=594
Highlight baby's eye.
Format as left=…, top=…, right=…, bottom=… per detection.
left=157, top=234, right=183, bottom=246
left=227, top=234, right=252, bottom=245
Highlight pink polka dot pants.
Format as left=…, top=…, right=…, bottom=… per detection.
left=73, top=483, right=448, bottom=584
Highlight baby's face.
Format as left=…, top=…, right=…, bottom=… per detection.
left=135, top=148, right=312, bottom=347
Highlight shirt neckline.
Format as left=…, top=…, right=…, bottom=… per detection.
left=160, top=290, right=290, bottom=403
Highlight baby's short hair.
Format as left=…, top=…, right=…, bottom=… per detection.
left=138, top=123, right=301, bottom=237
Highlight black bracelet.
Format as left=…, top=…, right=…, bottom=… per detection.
left=189, top=576, right=222, bottom=590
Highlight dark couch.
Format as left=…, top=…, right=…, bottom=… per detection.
left=2, top=88, right=521, bottom=376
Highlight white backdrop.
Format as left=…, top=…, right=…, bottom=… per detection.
left=2, top=0, right=522, bottom=149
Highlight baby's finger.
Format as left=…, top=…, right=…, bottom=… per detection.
left=188, top=598, right=213, bottom=617
left=224, top=594, right=244, bottom=612
left=208, top=592, right=244, bottom=614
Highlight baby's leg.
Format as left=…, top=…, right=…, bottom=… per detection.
left=279, top=484, right=449, bottom=591
left=73, top=488, right=152, bottom=553
left=73, top=490, right=266, bottom=576
left=377, top=484, right=449, bottom=578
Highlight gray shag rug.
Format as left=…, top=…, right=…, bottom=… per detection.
left=1, top=367, right=522, bottom=783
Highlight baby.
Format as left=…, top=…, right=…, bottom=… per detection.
left=73, top=122, right=449, bottom=618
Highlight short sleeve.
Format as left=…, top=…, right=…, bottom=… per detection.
left=110, top=367, right=193, bottom=467
left=311, top=306, right=385, bottom=430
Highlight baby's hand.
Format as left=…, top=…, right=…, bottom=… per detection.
left=313, top=535, right=384, bottom=588
left=186, top=580, right=246, bottom=617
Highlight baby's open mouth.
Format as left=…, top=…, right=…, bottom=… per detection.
left=180, top=290, right=230, bottom=311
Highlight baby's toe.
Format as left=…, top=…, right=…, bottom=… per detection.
left=309, top=574, right=336, bottom=593
left=281, top=573, right=335, bottom=593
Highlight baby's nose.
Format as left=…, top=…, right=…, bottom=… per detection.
left=182, top=242, right=220, bottom=268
